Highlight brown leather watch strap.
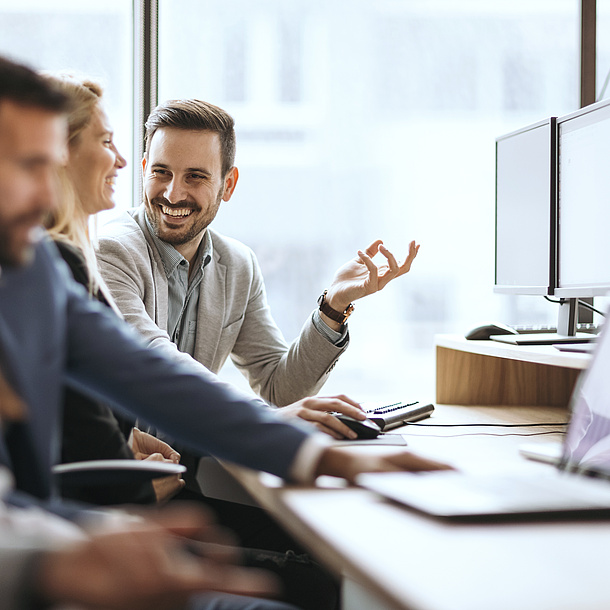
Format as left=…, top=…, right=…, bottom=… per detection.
left=317, top=290, right=354, bottom=325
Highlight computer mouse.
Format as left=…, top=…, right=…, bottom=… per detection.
left=465, top=322, right=519, bottom=341
left=335, top=414, right=382, bottom=439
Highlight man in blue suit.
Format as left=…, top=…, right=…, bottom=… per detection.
left=0, top=57, right=311, bottom=610
left=0, top=54, right=449, bottom=608
left=0, top=55, right=311, bottom=610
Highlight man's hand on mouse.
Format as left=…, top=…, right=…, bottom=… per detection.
left=276, top=395, right=367, bottom=440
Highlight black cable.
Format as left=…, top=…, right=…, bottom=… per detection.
left=405, top=422, right=568, bottom=428
left=577, top=299, right=606, bottom=317
left=543, top=296, right=606, bottom=318
left=598, top=65, right=610, bottom=102
left=402, top=430, right=564, bottom=438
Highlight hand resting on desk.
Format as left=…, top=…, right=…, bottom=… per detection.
left=315, top=446, right=454, bottom=483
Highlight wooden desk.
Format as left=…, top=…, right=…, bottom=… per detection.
left=435, top=334, right=590, bottom=407
left=226, top=403, right=610, bottom=610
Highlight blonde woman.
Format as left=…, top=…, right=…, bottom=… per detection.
left=44, top=73, right=184, bottom=505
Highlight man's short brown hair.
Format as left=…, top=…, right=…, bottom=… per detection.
left=145, top=99, right=236, bottom=176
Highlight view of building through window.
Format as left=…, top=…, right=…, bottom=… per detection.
left=2, top=0, right=609, bottom=401
left=158, top=0, right=595, bottom=399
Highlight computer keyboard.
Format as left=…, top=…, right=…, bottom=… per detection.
left=512, top=323, right=601, bottom=335
left=363, top=401, right=434, bottom=431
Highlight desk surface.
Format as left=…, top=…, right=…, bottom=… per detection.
left=436, top=334, right=591, bottom=370
left=229, top=404, right=610, bottom=610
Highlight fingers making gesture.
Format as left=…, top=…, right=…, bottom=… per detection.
left=320, top=239, right=420, bottom=329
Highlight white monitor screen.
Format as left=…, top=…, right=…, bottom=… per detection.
left=557, top=101, right=610, bottom=296
left=495, top=120, right=554, bottom=295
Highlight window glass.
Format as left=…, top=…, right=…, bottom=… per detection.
left=158, top=0, right=579, bottom=401
left=0, top=0, right=134, bottom=222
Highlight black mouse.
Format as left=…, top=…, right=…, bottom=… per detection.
left=335, top=414, right=382, bottom=439
left=465, top=322, right=519, bottom=341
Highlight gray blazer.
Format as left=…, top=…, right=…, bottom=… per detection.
left=96, top=206, right=347, bottom=407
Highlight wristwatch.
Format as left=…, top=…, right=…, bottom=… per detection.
left=317, top=290, right=354, bottom=325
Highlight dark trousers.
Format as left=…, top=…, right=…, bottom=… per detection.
left=174, top=488, right=340, bottom=610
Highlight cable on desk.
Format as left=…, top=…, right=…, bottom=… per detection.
left=405, top=422, right=568, bottom=428
left=401, top=430, right=565, bottom=438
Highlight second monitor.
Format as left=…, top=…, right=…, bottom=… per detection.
left=556, top=99, right=610, bottom=300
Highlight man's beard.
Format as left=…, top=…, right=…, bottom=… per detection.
left=146, top=192, right=222, bottom=246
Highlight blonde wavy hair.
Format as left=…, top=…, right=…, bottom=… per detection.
left=42, top=73, right=105, bottom=292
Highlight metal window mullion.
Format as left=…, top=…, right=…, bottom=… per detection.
left=580, top=0, right=596, bottom=109
left=133, top=0, right=158, bottom=208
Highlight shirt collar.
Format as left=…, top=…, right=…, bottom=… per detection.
left=144, top=214, right=213, bottom=278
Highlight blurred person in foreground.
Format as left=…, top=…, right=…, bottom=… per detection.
left=0, top=54, right=300, bottom=610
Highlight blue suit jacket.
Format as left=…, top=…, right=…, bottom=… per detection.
left=0, top=238, right=310, bottom=501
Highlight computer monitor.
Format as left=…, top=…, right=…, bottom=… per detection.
left=494, top=118, right=556, bottom=296
left=556, top=98, right=610, bottom=299
left=492, top=117, right=593, bottom=345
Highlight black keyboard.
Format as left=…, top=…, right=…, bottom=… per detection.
left=364, top=401, right=434, bottom=431
left=512, top=323, right=601, bottom=335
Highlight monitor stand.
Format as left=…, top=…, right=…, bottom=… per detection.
left=491, top=298, right=597, bottom=346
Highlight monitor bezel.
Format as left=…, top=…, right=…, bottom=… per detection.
left=494, top=117, right=557, bottom=296
left=555, top=98, right=610, bottom=298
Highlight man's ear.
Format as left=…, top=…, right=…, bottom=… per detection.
left=141, top=155, right=147, bottom=176
left=222, top=167, right=239, bottom=201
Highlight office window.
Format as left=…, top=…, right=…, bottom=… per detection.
left=0, top=0, right=134, bottom=217
left=156, top=0, right=579, bottom=400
